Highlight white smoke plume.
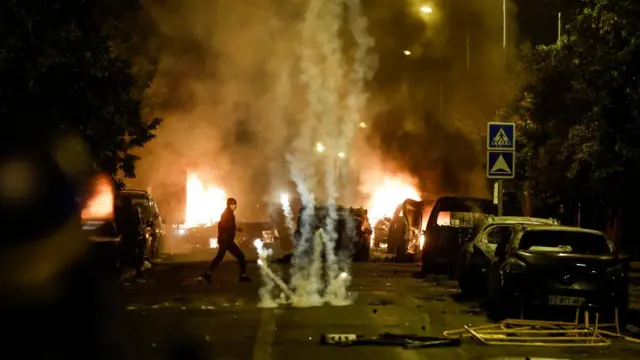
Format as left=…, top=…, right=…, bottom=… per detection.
left=279, top=193, right=295, bottom=235
left=254, top=0, right=375, bottom=308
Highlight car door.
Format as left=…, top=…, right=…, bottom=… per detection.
left=486, top=227, right=512, bottom=298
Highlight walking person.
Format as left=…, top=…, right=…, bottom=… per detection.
left=114, top=195, right=146, bottom=282
left=200, top=197, right=252, bottom=283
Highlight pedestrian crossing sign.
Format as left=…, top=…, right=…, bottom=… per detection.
left=487, top=151, right=515, bottom=179
left=487, top=122, right=515, bottom=150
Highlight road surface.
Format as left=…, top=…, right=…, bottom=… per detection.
left=110, top=255, right=640, bottom=360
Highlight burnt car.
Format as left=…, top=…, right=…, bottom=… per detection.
left=456, top=216, right=559, bottom=297
left=486, top=225, right=630, bottom=322
left=116, top=189, right=166, bottom=260
left=385, top=199, right=434, bottom=259
left=294, top=205, right=372, bottom=262
left=421, top=196, right=496, bottom=275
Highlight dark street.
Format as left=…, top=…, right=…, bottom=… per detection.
left=111, top=257, right=640, bottom=360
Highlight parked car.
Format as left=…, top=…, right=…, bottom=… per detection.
left=486, top=225, right=630, bottom=322
left=456, top=216, right=560, bottom=297
left=116, top=189, right=166, bottom=260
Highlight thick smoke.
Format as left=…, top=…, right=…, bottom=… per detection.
left=361, top=0, right=521, bottom=199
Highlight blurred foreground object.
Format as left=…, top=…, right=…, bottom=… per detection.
left=0, top=135, right=117, bottom=359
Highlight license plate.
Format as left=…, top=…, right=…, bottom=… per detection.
left=548, top=296, right=585, bottom=306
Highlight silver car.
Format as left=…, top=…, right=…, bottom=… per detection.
left=456, top=216, right=559, bottom=297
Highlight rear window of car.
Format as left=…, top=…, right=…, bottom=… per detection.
left=518, top=230, right=612, bottom=255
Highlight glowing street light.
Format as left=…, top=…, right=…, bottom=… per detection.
left=338, top=152, right=345, bottom=159
left=358, top=122, right=366, bottom=128
left=316, top=142, right=325, bottom=153
left=420, top=5, right=433, bottom=14
left=403, top=50, right=411, bottom=56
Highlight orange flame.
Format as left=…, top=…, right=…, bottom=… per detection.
left=81, top=173, right=114, bottom=221
left=367, top=177, right=420, bottom=221
left=184, top=173, right=227, bottom=228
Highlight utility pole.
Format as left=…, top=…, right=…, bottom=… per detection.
left=465, top=27, right=470, bottom=73
left=557, top=12, right=562, bottom=44
left=502, top=0, right=507, bottom=52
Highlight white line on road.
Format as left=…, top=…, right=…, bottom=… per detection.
left=252, top=309, right=278, bottom=360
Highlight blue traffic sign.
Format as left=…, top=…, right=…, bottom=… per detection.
left=487, top=151, right=515, bottom=179
left=487, top=122, right=515, bottom=150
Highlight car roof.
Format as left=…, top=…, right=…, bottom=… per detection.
left=519, top=224, right=605, bottom=236
left=484, top=216, right=559, bottom=226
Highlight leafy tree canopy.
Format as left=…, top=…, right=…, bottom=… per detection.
left=0, top=0, right=162, bottom=177
left=503, top=0, right=640, bottom=207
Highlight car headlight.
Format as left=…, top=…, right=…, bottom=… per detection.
left=177, top=229, right=187, bottom=236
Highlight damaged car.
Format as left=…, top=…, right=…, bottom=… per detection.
left=421, top=196, right=496, bottom=275
left=486, top=225, right=630, bottom=322
left=456, top=216, right=560, bottom=297
left=294, top=205, right=372, bottom=262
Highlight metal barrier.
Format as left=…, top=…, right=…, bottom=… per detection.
left=443, top=308, right=640, bottom=347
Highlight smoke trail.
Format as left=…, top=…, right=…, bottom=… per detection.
left=291, top=228, right=325, bottom=307
left=254, top=240, right=277, bottom=307
left=312, top=0, right=346, bottom=306
left=286, top=0, right=323, bottom=307
left=254, top=239, right=294, bottom=308
left=279, top=193, right=295, bottom=235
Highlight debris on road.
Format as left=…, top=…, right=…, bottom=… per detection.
left=320, top=332, right=461, bottom=349
left=443, top=308, right=640, bottom=347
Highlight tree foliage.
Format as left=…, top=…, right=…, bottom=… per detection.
left=503, top=0, right=640, bottom=207
left=0, top=0, right=161, bottom=177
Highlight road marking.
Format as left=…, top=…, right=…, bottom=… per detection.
left=252, top=309, right=277, bottom=360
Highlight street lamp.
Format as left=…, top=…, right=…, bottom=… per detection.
left=420, top=5, right=433, bottom=14
left=358, top=122, right=366, bottom=128
left=403, top=50, right=411, bottom=56
left=316, top=142, right=325, bottom=153
left=338, top=152, right=345, bottom=159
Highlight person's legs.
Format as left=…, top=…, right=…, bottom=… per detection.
left=226, top=242, right=251, bottom=281
left=200, top=245, right=227, bottom=284
left=208, top=246, right=227, bottom=272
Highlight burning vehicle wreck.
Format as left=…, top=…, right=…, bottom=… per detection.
left=486, top=225, right=631, bottom=323
left=421, top=196, right=496, bottom=275
left=384, top=199, right=433, bottom=259
left=294, top=205, right=372, bottom=262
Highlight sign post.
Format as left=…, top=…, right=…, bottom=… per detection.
left=486, top=122, right=516, bottom=216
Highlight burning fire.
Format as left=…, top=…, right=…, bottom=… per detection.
left=81, top=173, right=114, bottom=221
left=184, top=173, right=227, bottom=228
left=367, top=177, right=420, bottom=221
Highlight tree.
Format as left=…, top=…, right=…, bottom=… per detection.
left=0, top=0, right=161, bottom=178
left=503, top=0, right=640, bottom=211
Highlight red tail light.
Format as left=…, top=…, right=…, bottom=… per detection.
left=81, top=173, right=114, bottom=221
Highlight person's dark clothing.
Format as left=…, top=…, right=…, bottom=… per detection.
left=208, top=241, right=246, bottom=274
left=217, top=207, right=236, bottom=244
left=204, top=206, right=247, bottom=279
left=115, top=204, right=145, bottom=277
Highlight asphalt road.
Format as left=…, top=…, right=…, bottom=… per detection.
left=109, top=255, right=640, bottom=360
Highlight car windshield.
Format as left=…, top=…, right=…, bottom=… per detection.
left=518, top=230, right=613, bottom=255
left=117, top=195, right=151, bottom=219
